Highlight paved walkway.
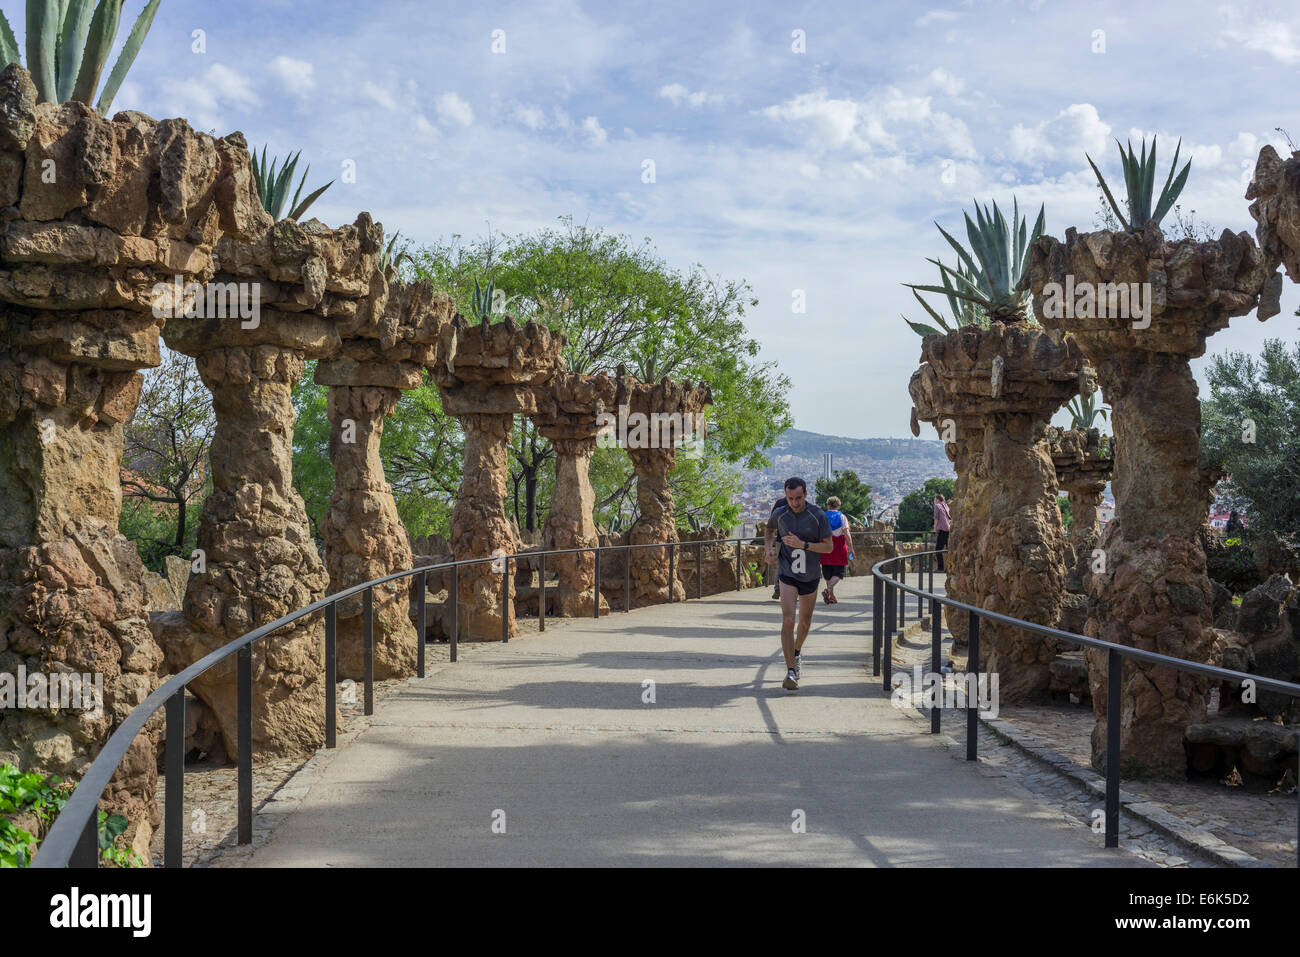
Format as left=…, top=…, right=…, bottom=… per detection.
left=229, top=574, right=1144, bottom=867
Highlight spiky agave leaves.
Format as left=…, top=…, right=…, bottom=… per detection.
left=906, top=196, right=1045, bottom=327
left=252, top=146, right=334, bottom=221
left=380, top=231, right=409, bottom=281
left=902, top=259, right=986, bottom=337
left=1087, top=135, right=1191, bottom=232
left=1067, top=391, right=1109, bottom=430
left=0, top=0, right=162, bottom=115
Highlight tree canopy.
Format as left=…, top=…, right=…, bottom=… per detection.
left=896, top=477, right=956, bottom=542
left=813, top=469, right=874, bottom=521
left=1200, top=338, right=1300, bottom=574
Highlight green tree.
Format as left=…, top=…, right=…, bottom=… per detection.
left=1058, top=494, right=1073, bottom=532
left=896, top=477, right=957, bottom=542
left=813, top=469, right=873, bottom=520
left=1200, top=338, right=1300, bottom=575
left=291, top=362, right=333, bottom=544
left=119, top=350, right=214, bottom=569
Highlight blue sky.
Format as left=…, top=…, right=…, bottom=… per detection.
left=66, top=0, right=1300, bottom=437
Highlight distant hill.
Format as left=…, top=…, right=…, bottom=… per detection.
left=771, top=428, right=949, bottom=465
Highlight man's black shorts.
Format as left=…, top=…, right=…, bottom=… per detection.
left=778, top=574, right=819, bottom=596
left=822, top=564, right=847, bottom=581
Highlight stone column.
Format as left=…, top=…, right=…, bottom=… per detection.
left=156, top=214, right=383, bottom=757
left=535, top=373, right=617, bottom=618
left=435, top=316, right=564, bottom=640
left=615, top=375, right=712, bottom=606
left=0, top=64, right=264, bottom=856
left=1025, top=222, right=1277, bottom=774
left=1048, top=427, right=1113, bottom=593
left=315, top=280, right=452, bottom=678
left=910, top=324, right=1088, bottom=701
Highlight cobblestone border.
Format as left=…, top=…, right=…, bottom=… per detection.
left=892, top=616, right=1265, bottom=868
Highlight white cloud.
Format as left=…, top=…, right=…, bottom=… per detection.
left=762, top=90, right=862, bottom=151
left=156, top=64, right=259, bottom=130
left=515, top=105, right=546, bottom=129
left=928, top=68, right=963, bottom=96
left=269, top=56, right=315, bottom=95
left=436, top=93, right=474, bottom=127
left=582, top=115, right=608, bottom=146
left=915, top=9, right=959, bottom=27
left=1221, top=12, right=1300, bottom=63
left=1009, top=103, right=1111, bottom=164
left=762, top=87, right=975, bottom=159
left=659, top=83, right=725, bottom=108
left=363, top=81, right=401, bottom=113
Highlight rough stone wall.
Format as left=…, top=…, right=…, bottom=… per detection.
left=156, top=212, right=384, bottom=758
left=315, top=280, right=452, bottom=677
left=435, top=317, right=564, bottom=640
left=1048, top=426, right=1112, bottom=594
left=0, top=63, right=265, bottom=856
left=1025, top=222, right=1277, bottom=774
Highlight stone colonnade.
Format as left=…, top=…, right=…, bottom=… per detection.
left=909, top=323, right=1088, bottom=702
left=0, top=64, right=267, bottom=853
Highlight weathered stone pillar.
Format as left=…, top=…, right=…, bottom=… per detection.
left=1047, top=427, right=1113, bottom=593
left=910, top=324, right=1088, bottom=701
left=315, top=280, right=452, bottom=678
left=535, top=373, right=617, bottom=617
left=156, top=214, right=384, bottom=757
left=0, top=64, right=263, bottom=855
left=1025, top=222, right=1277, bottom=773
left=615, top=375, right=712, bottom=606
left=435, top=315, right=563, bottom=640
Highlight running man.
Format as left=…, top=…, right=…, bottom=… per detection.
left=765, top=477, right=833, bottom=691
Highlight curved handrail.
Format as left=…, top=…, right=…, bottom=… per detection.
left=34, top=534, right=759, bottom=868
left=872, top=548, right=1300, bottom=866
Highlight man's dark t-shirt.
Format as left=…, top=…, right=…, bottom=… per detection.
left=767, top=502, right=832, bottom=582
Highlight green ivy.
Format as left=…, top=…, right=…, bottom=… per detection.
left=0, top=763, right=143, bottom=867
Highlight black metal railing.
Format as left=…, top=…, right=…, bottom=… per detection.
left=34, top=534, right=768, bottom=869
left=872, top=548, right=1300, bottom=866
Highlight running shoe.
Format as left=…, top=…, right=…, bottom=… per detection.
left=793, top=652, right=802, bottom=679
left=783, top=667, right=799, bottom=690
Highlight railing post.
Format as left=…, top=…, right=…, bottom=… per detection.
left=238, top=643, right=252, bottom=845
left=165, top=687, right=185, bottom=868
left=966, top=612, right=980, bottom=761
left=325, top=602, right=337, bottom=749
left=538, top=552, right=546, bottom=632
left=931, top=600, right=942, bottom=735
left=872, top=572, right=883, bottom=677
left=363, top=586, right=374, bottom=716
left=696, top=541, right=703, bottom=599
left=668, top=544, right=676, bottom=603
left=450, top=564, right=459, bottom=662
left=417, top=572, right=426, bottom=679
left=593, top=548, right=601, bottom=619
left=898, top=562, right=906, bottom=628
left=735, top=539, right=742, bottom=592
left=624, top=545, right=632, bottom=612
left=928, top=534, right=935, bottom=611
left=502, top=557, right=510, bottom=643
left=883, top=573, right=895, bottom=692
left=71, top=813, right=98, bottom=868
left=1106, top=647, right=1122, bottom=849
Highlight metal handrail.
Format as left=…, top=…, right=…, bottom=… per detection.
left=871, top=548, right=1300, bottom=866
left=34, top=534, right=764, bottom=869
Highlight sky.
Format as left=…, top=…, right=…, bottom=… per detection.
left=60, top=0, right=1300, bottom=438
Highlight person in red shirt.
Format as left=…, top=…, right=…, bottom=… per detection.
left=820, top=496, right=854, bottom=603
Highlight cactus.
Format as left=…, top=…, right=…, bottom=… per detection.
left=0, top=0, right=162, bottom=115
left=1088, top=135, right=1190, bottom=232
left=252, top=145, right=333, bottom=221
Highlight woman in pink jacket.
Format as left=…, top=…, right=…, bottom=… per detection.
left=933, top=495, right=951, bottom=572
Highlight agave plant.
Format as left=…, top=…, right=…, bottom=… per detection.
left=379, top=231, right=409, bottom=281
left=1087, top=135, right=1190, bottom=233
left=1067, top=392, right=1109, bottom=430
left=252, top=146, right=333, bottom=221
left=902, top=259, right=986, bottom=336
left=469, top=278, right=524, bottom=323
left=0, top=0, right=161, bottom=114
left=905, top=197, right=1045, bottom=326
